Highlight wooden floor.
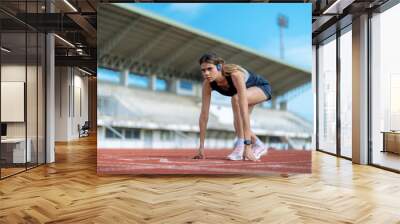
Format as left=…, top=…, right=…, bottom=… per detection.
left=1, top=135, right=400, bottom=223
left=372, top=150, right=400, bottom=171
left=1, top=167, right=26, bottom=178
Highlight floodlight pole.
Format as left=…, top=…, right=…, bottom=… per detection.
left=277, top=14, right=288, bottom=60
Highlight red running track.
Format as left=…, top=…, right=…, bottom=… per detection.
left=97, top=148, right=311, bottom=175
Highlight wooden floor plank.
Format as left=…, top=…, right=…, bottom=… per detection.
left=0, top=135, right=399, bottom=223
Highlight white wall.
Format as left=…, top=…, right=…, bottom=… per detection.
left=1, top=65, right=26, bottom=141
left=55, top=67, right=68, bottom=141
left=1, top=65, right=35, bottom=138
left=1, top=65, right=26, bottom=81
left=55, top=67, right=89, bottom=141
left=71, top=73, right=89, bottom=138
left=1, top=64, right=46, bottom=163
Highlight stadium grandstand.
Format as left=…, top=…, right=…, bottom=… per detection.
left=97, top=3, right=312, bottom=151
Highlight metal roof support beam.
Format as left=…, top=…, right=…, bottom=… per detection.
left=125, top=28, right=171, bottom=68
left=224, top=51, right=245, bottom=63
left=158, top=37, right=199, bottom=68
left=99, top=57, right=109, bottom=67
left=105, top=56, right=115, bottom=69
left=181, top=59, right=200, bottom=73
left=99, top=17, right=143, bottom=58
left=130, top=61, right=155, bottom=75
left=146, top=65, right=160, bottom=77
left=182, top=44, right=222, bottom=72
left=112, top=55, right=137, bottom=71
left=240, top=56, right=263, bottom=69
left=258, top=63, right=282, bottom=76
left=98, top=56, right=105, bottom=66
left=99, top=53, right=111, bottom=64
left=274, top=75, right=309, bottom=96
left=110, top=55, right=121, bottom=68
left=120, top=58, right=132, bottom=70
left=156, top=67, right=197, bottom=82
left=67, top=14, right=97, bottom=38
left=250, top=64, right=276, bottom=82
left=255, top=64, right=285, bottom=84
left=267, top=68, right=295, bottom=84
left=252, top=61, right=274, bottom=73
left=99, top=58, right=106, bottom=67
left=117, top=56, right=130, bottom=70
left=117, top=58, right=128, bottom=71
left=104, top=55, right=113, bottom=67
left=274, top=75, right=304, bottom=94
left=130, top=67, right=142, bottom=76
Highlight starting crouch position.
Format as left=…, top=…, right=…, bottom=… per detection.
left=194, top=52, right=272, bottom=161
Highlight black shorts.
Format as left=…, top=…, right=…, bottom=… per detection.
left=256, top=84, right=272, bottom=101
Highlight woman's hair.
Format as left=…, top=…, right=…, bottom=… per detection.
left=198, top=53, right=246, bottom=77
left=221, top=64, right=246, bottom=77
left=198, top=52, right=225, bottom=65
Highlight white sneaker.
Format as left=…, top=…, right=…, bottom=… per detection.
left=227, top=144, right=244, bottom=161
left=233, top=138, right=243, bottom=148
left=252, top=143, right=268, bottom=160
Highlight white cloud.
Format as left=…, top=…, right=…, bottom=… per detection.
left=167, top=3, right=205, bottom=18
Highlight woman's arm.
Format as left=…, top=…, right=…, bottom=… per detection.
left=195, top=80, right=212, bottom=159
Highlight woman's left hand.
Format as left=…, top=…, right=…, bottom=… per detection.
left=243, top=145, right=258, bottom=161
left=193, top=148, right=206, bottom=159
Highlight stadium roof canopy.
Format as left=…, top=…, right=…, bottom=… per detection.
left=98, top=3, right=311, bottom=97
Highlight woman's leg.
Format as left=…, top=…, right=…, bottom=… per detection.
left=231, top=100, right=257, bottom=145
left=231, top=88, right=267, bottom=144
left=246, top=87, right=270, bottom=159
left=227, top=95, right=246, bottom=160
left=247, top=105, right=260, bottom=144
left=246, top=86, right=268, bottom=105
left=229, top=87, right=267, bottom=160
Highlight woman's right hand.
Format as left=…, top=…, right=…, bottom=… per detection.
left=193, top=148, right=205, bottom=159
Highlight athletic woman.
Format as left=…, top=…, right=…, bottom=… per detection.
left=193, top=53, right=272, bottom=161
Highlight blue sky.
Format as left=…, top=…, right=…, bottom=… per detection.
left=128, top=3, right=313, bottom=122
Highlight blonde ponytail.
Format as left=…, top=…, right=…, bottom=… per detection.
left=222, top=64, right=246, bottom=77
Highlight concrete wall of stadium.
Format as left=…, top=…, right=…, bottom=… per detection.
left=96, top=126, right=310, bottom=150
